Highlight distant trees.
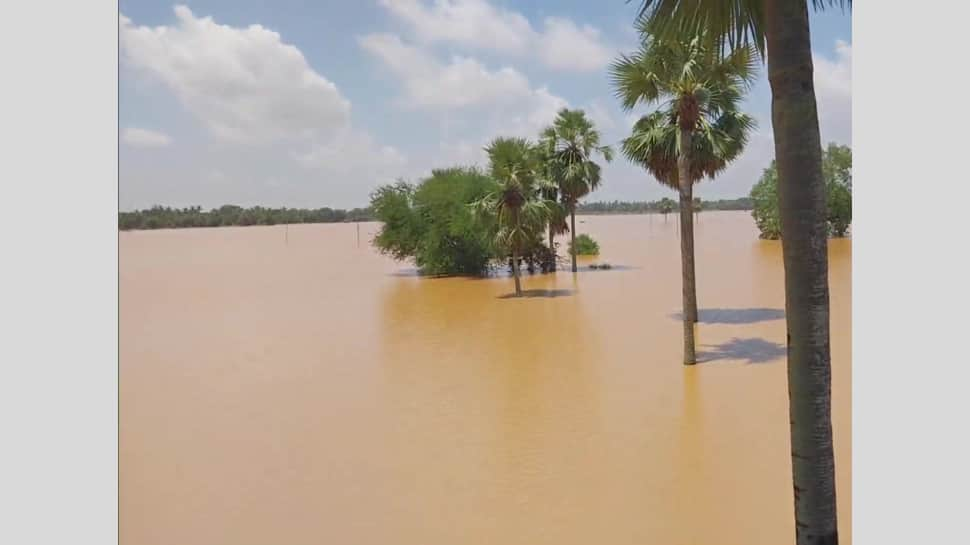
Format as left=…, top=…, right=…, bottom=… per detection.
left=751, top=144, right=852, bottom=240
left=118, top=204, right=372, bottom=230
left=576, top=198, right=753, bottom=214
left=658, top=197, right=676, bottom=220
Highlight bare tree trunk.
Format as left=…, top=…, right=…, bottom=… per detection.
left=511, top=248, right=522, bottom=296
left=678, top=128, right=697, bottom=365
left=548, top=225, right=556, bottom=271
left=766, top=1, right=838, bottom=543
left=570, top=208, right=578, bottom=272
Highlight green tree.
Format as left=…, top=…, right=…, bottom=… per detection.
left=371, top=169, right=496, bottom=276
left=539, top=108, right=614, bottom=272
left=634, top=1, right=851, bottom=541
left=535, top=144, right=570, bottom=270
left=751, top=144, right=852, bottom=240
left=659, top=197, right=675, bottom=220
left=751, top=161, right=782, bottom=239
left=569, top=233, right=600, bottom=256
left=611, top=29, right=756, bottom=363
left=475, top=137, right=552, bottom=297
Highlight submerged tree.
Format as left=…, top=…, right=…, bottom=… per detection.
left=611, top=28, right=756, bottom=363
left=659, top=197, right=675, bottom=220
left=371, top=168, right=496, bottom=276
left=634, top=1, right=851, bottom=542
left=475, top=137, right=552, bottom=297
left=535, top=144, right=570, bottom=270
left=752, top=144, right=852, bottom=239
left=539, top=108, right=614, bottom=272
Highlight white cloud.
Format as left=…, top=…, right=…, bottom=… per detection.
left=376, top=0, right=613, bottom=72
left=537, top=17, right=613, bottom=72
left=122, top=127, right=171, bottom=148
left=359, top=33, right=531, bottom=109
left=119, top=6, right=408, bottom=209
left=814, top=39, right=852, bottom=145
left=119, top=6, right=351, bottom=144
left=292, top=128, right=407, bottom=175
left=359, top=32, right=569, bottom=154
left=378, top=0, right=532, bottom=54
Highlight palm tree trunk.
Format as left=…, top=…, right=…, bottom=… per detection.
left=678, top=128, right=697, bottom=365
left=548, top=225, right=556, bottom=271
left=570, top=208, right=578, bottom=272
left=511, top=248, right=522, bottom=296
left=765, top=1, right=838, bottom=543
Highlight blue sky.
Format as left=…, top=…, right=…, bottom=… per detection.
left=119, top=1, right=851, bottom=211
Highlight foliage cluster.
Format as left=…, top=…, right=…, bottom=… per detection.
left=570, top=234, right=600, bottom=256
left=371, top=168, right=497, bottom=276
left=751, top=143, right=852, bottom=239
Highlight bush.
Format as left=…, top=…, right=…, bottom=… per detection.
left=751, top=143, right=851, bottom=240
left=371, top=167, right=497, bottom=276
left=569, top=233, right=600, bottom=256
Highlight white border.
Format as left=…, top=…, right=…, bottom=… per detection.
left=0, top=2, right=118, bottom=544
left=854, top=0, right=970, bottom=542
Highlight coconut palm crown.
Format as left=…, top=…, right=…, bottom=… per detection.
left=539, top=108, right=614, bottom=272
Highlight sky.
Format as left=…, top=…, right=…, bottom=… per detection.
left=119, top=1, right=851, bottom=211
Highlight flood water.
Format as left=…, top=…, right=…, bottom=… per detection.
left=120, top=211, right=851, bottom=545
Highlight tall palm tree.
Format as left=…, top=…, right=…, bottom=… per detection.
left=535, top=145, right=570, bottom=270
left=476, top=137, right=551, bottom=297
left=611, top=30, right=756, bottom=364
left=634, top=2, right=849, bottom=542
left=539, top=108, right=614, bottom=272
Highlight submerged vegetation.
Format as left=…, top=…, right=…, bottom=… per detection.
left=371, top=168, right=497, bottom=276
left=372, top=108, right=612, bottom=295
left=612, top=21, right=757, bottom=364
left=634, top=1, right=850, bottom=541
left=118, top=204, right=372, bottom=230
left=751, top=143, right=852, bottom=240
left=570, top=234, right=600, bottom=256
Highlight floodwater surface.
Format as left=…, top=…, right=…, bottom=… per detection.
left=120, top=211, right=851, bottom=545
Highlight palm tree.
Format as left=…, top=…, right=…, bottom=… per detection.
left=535, top=145, right=570, bottom=270
left=693, top=197, right=703, bottom=219
left=611, top=30, right=756, bottom=364
left=475, top=137, right=551, bottom=297
left=539, top=108, right=614, bottom=272
left=634, top=2, right=849, bottom=542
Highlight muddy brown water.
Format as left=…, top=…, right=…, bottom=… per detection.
left=120, top=211, right=850, bottom=545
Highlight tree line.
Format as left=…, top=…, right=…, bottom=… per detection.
left=577, top=197, right=753, bottom=214
left=118, top=204, right=373, bottom=230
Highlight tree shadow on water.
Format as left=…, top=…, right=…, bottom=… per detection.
left=670, top=308, right=785, bottom=324
left=497, top=289, right=575, bottom=299
left=699, top=337, right=786, bottom=365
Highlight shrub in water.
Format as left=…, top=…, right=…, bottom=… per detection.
left=569, top=233, right=600, bottom=256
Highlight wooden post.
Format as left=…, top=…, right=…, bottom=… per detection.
left=356, top=222, right=360, bottom=247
